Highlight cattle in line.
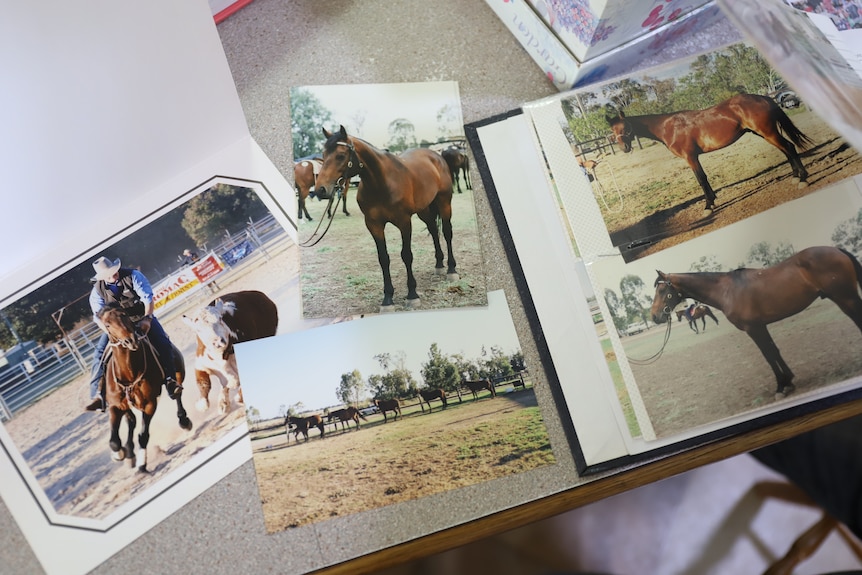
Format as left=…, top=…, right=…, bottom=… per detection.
left=182, top=290, right=278, bottom=414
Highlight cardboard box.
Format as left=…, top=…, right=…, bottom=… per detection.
left=486, top=0, right=726, bottom=90
left=528, top=0, right=713, bottom=61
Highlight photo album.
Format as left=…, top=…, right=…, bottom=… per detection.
left=466, top=0, right=862, bottom=473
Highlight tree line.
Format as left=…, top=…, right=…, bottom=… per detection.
left=0, top=184, right=268, bottom=349
left=290, top=87, right=464, bottom=158
left=331, top=343, right=525, bottom=408
left=602, top=207, right=862, bottom=334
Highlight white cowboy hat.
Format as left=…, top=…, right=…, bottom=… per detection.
left=91, top=256, right=121, bottom=281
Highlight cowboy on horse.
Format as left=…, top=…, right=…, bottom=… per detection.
left=85, top=256, right=182, bottom=412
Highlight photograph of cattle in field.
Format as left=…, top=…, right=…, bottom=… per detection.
left=554, top=42, right=862, bottom=261
left=236, top=290, right=554, bottom=531
left=590, top=179, right=862, bottom=441
left=0, top=179, right=330, bottom=522
left=290, top=81, right=487, bottom=317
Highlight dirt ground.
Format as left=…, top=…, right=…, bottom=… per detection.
left=620, top=298, right=862, bottom=439
left=297, top=185, right=488, bottom=318
left=590, top=108, right=862, bottom=261
left=249, top=388, right=554, bottom=531
left=3, top=237, right=332, bottom=520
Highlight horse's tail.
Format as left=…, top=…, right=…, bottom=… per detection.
left=357, top=409, right=368, bottom=421
left=707, top=308, right=719, bottom=324
left=773, top=103, right=814, bottom=149
left=839, top=247, right=862, bottom=295
left=440, top=392, right=448, bottom=406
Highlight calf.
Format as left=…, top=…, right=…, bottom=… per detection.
left=182, top=290, right=278, bottom=414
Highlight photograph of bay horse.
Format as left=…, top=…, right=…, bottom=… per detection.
left=98, top=305, right=192, bottom=472
left=557, top=43, right=862, bottom=261
left=606, top=93, right=812, bottom=213
left=651, top=246, right=862, bottom=398
left=588, top=181, right=862, bottom=439
left=313, top=125, right=458, bottom=313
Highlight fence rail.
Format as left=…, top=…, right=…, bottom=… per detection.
left=0, top=214, right=288, bottom=422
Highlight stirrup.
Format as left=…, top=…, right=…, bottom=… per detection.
left=165, top=378, right=183, bottom=400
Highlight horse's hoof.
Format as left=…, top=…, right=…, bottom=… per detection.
left=406, top=298, right=421, bottom=309
left=703, top=207, right=714, bottom=216
left=797, top=181, right=809, bottom=189
left=447, top=272, right=460, bottom=281
left=179, top=417, right=193, bottom=431
left=379, top=305, right=396, bottom=313
left=791, top=176, right=801, bottom=184
left=137, top=465, right=148, bottom=474
left=195, top=398, right=209, bottom=412
left=112, top=450, right=125, bottom=462
left=435, top=267, right=446, bottom=276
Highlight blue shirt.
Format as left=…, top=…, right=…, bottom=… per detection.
left=89, top=269, right=155, bottom=321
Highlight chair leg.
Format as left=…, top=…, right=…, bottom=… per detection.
left=764, top=513, right=837, bottom=575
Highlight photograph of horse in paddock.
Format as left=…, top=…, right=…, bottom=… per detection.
left=590, top=183, right=862, bottom=440
left=652, top=246, right=862, bottom=398
left=374, top=398, right=402, bottom=422
left=292, top=82, right=487, bottom=318
left=554, top=43, right=862, bottom=262
left=675, top=304, right=720, bottom=334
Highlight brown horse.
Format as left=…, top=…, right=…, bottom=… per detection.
left=98, top=305, right=192, bottom=472
left=314, top=125, right=458, bottom=310
left=675, top=304, right=720, bottom=334
left=463, top=378, right=496, bottom=401
left=418, top=388, right=447, bottom=412
left=327, top=406, right=367, bottom=431
left=374, top=398, right=402, bottom=422
left=651, top=246, right=862, bottom=397
left=441, top=146, right=472, bottom=193
left=294, top=158, right=349, bottom=221
left=606, top=93, right=812, bottom=211
left=286, top=414, right=326, bottom=442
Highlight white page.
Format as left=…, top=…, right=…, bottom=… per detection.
left=474, top=115, right=630, bottom=467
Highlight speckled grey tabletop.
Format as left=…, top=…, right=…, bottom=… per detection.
left=0, top=2, right=741, bottom=573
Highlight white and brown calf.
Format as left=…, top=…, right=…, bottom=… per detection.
left=182, top=290, right=278, bottom=414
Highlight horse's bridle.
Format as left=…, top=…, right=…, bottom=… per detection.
left=333, top=140, right=364, bottom=191
left=299, top=140, right=364, bottom=248
left=656, top=278, right=685, bottom=318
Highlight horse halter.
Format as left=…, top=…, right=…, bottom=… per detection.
left=656, top=278, right=684, bottom=316
left=333, top=140, right=364, bottom=189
